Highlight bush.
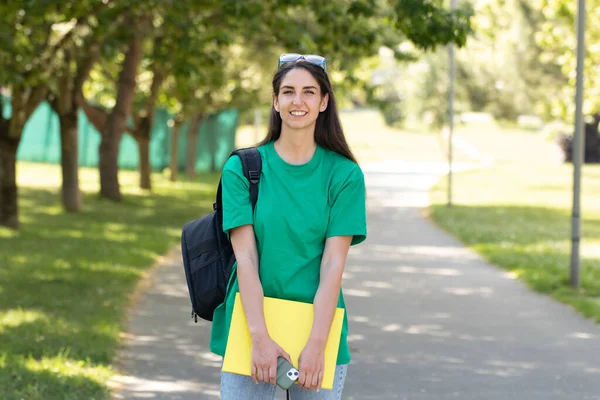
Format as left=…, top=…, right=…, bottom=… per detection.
left=554, top=115, right=600, bottom=164
left=378, top=100, right=404, bottom=127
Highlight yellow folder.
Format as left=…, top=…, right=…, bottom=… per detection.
left=222, top=292, right=345, bottom=390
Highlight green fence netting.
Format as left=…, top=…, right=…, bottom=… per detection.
left=2, top=97, right=238, bottom=173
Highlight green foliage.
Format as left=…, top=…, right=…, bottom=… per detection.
left=393, top=0, right=474, bottom=50
left=0, top=1, right=130, bottom=87
left=2, top=0, right=475, bottom=125
left=408, top=0, right=599, bottom=125
left=379, top=0, right=577, bottom=129
left=0, top=1, right=62, bottom=86
left=534, top=0, right=600, bottom=121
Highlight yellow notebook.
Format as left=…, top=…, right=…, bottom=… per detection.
left=222, top=292, right=345, bottom=390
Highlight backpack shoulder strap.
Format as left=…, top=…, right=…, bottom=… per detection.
left=233, top=147, right=262, bottom=209
left=214, top=147, right=261, bottom=228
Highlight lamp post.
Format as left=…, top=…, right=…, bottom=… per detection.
left=447, top=0, right=457, bottom=208
left=570, top=0, right=585, bottom=288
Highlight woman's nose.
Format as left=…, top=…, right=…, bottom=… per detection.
left=292, top=94, right=302, bottom=104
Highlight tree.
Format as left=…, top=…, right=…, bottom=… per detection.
left=77, top=9, right=151, bottom=201
left=533, top=0, right=600, bottom=123
left=380, top=0, right=571, bottom=129
left=0, top=1, right=128, bottom=225
left=46, top=2, right=122, bottom=212
left=79, top=0, right=261, bottom=192
left=162, top=50, right=227, bottom=181
left=0, top=2, right=91, bottom=227
left=48, top=38, right=100, bottom=212
left=130, top=3, right=235, bottom=187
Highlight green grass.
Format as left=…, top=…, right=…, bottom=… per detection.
left=430, top=124, right=600, bottom=323
left=0, top=163, right=219, bottom=399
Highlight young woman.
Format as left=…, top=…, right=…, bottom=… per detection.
left=210, top=54, right=367, bottom=400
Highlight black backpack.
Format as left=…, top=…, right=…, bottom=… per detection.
left=181, top=147, right=262, bottom=322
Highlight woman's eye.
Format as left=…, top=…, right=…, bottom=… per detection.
left=283, top=90, right=293, bottom=94
left=305, top=91, right=315, bottom=95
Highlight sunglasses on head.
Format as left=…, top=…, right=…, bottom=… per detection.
left=278, top=53, right=327, bottom=72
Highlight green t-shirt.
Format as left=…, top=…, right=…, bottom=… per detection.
left=209, top=140, right=367, bottom=365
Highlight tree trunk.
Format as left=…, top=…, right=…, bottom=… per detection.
left=53, top=46, right=88, bottom=214
left=0, top=122, right=20, bottom=229
left=99, top=114, right=122, bottom=200
left=137, top=122, right=151, bottom=190
left=186, top=114, right=202, bottom=178
left=170, top=120, right=181, bottom=182
left=99, top=33, right=142, bottom=201
left=134, top=67, right=164, bottom=191
left=0, top=85, right=48, bottom=229
left=78, top=99, right=108, bottom=134
left=209, top=128, right=217, bottom=173
left=58, top=111, right=81, bottom=212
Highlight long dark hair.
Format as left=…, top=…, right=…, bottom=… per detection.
left=257, top=61, right=358, bottom=164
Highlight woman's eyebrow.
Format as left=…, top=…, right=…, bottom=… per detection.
left=281, top=85, right=318, bottom=90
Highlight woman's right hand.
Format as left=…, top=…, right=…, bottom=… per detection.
left=251, top=333, right=292, bottom=385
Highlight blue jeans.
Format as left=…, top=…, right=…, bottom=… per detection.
left=220, top=364, right=348, bottom=400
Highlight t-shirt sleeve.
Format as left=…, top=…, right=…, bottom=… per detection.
left=221, top=155, right=253, bottom=237
left=326, top=164, right=367, bottom=246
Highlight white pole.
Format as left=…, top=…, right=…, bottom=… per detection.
left=448, top=0, right=457, bottom=208
left=571, top=0, right=585, bottom=288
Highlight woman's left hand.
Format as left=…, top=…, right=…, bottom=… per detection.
left=297, top=339, right=325, bottom=391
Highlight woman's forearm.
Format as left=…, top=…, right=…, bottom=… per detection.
left=230, top=225, right=268, bottom=341
left=237, top=250, right=269, bottom=340
left=308, top=259, right=345, bottom=347
left=308, top=236, right=352, bottom=347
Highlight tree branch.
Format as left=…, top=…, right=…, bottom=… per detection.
left=76, top=92, right=109, bottom=135
left=38, top=0, right=117, bottom=73
left=7, top=86, right=36, bottom=138
left=25, top=85, right=49, bottom=121
left=47, top=92, right=59, bottom=114
left=39, top=19, right=55, bottom=55
left=125, top=126, right=137, bottom=137
left=38, top=22, right=80, bottom=72
left=0, top=96, right=5, bottom=124
left=145, top=65, right=166, bottom=116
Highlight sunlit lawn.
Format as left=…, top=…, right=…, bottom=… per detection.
left=430, top=123, right=600, bottom=323
left=0, top=163, right=218, bottom=399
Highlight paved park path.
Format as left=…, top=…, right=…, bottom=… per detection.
left=110, top=159, right=600, bottom=400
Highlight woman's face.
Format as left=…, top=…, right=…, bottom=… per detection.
left=274, top=67, right=329, bottom=133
